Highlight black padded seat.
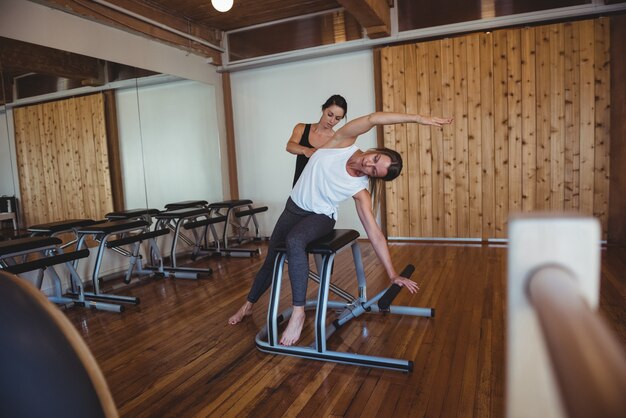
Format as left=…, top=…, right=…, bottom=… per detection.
left=183, top=215, right=227, bottom=230
left=105, top=228, right=170, bottom=248
left=105, top=208, right=161, bottom=220
left=164, top=200, right=208, bottom=210
left=235, top=206, right=268, bottom=218
left=28, top=219, right=97, bottom=234
left=0, top=236, right=61, bottom=256
left=276, top=229, right=360, bottom=255
left=155, top=207, right=210, bottom=219
left=208, top=199, right=252, bottom=209
left=3, top=249, right=90, bottom=274
left=77, top=219, right=148, bottom=234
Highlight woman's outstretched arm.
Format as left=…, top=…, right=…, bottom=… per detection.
left=353, top=189, right=419, bottom=293
left=325, top=112, right=453, bottom=149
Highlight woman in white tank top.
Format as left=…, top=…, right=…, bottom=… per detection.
left=229, top=110, right=453, bottom=347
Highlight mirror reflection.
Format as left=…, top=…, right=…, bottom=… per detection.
left=0, top=38, right=223, bottom=234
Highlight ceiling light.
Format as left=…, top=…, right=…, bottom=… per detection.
left=211, top=0, right=233, bottom=12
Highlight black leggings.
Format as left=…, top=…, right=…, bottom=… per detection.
left=247, top=198, right=335, bottom=306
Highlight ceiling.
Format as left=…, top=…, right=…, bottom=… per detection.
left=25, top=0, right=394, bottom=63
left=0, top=0, right=394, bottom=103
left=2, top=0, right=626, bottom=104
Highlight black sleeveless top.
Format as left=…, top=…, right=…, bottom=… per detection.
left=292, top=124, right=314, bottom=187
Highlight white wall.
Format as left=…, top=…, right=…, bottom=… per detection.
left=116, top=80, right=224, bottom=209
left=231, top=50, right=377, bottom=236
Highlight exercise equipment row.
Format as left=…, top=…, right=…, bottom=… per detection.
left=0, top=198, right=269, bottom=312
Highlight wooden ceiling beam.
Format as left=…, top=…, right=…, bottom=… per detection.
left=31, top=0, right=223, bottom=64
left=337, top=0, right=391, bottom=38
left=0, top=37, right=101, bottom=81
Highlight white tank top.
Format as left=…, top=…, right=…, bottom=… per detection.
left=290, top=145, right=369, bottom=220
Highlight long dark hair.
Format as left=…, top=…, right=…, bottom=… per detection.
left=368, top=148, right=403, bottom=217
left=322, top=94, right=347, bottom=119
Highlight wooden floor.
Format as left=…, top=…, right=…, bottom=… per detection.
left=63, top=241, right=626, bottom=418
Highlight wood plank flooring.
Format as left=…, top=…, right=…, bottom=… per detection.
left=63, top=241, right=626, bottom=418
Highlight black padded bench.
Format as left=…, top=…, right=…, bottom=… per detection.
left=164, top=200, right=208, bottom=211
left=105, top=208, right=161, bottom=222
left=0, top=236, right=119, bottom=312
left=153, top=207, right=219, bottom=279
left=207, top=199, right=268, bottom=256
left=73, top=219, right=167, bottom=307
left=256, top=229, right=434, bottom=372
left=28, top=219, right=99, bottom=257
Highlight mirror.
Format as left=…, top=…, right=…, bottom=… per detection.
left=0, top=37, right=224, bottom=231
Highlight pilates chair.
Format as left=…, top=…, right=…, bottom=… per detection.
left=256, top=229, right=435, bottom=372
left=0, top=270, right=118, bottom=418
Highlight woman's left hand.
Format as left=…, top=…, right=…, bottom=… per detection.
left=391, top=276, right=420, bottom=293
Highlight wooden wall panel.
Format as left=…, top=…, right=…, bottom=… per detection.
left=381, top=17, right=612, bottom=240
left=594, top=18, right=610, bottom=238
left=14, top=93, right=114, bottom=227
left=521, top=27, right=537, bottom=213
left=404, top=44, right=421, bottom=237
left=608, top=14, right=626, bottom=244
left=480, top=32, right=496, bottom=239
left=466, top=34, right=483, bottom=237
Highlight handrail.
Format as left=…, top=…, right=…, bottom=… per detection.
left=526, top=265, right=626, bottom=418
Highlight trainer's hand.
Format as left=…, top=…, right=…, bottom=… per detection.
left=391, top=276, right=420, bottom=293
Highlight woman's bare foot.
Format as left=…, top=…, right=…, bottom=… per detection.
left=280, top=306, right=306, bottom=346
left=228, top=301, right=254, bottom=325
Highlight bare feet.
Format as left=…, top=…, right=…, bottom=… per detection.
left=228, top=301, right=254, bottom=325
left=280, top=306, right=306, bottom=346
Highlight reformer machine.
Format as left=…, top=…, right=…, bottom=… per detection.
left=0, top=235, right=119, bottom=312
left=207, top=199, right=268, bottom=257
left=255, top=229, right=434, bottom=372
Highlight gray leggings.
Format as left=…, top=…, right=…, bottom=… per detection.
left=247, top=198, right=335, bottom=306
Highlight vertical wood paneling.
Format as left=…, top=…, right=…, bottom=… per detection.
left=579, top=20, right=595, bottom=216
left=536, top=25, right=552, bottom=211
left=453, top=36, right=469, bottom=238
left=404, top=44, right=422, bottom=237
left=392, top=46, right=409, bottom=236
left=507, top=30, right=523, bottom=220
left=593, top=18, right=610, bottom=237
left=381, top=18, right=611, bottom=240
left=14, top=93, right=114, bottom=226
left=563, top=22, right=580, bottom=211
left=549, top=24, right=566, bottom=211
left=429, top=41, right=445, bottom=237
left=480, top=32, right=496, bottom=239
left=466, top=34, right=483, bottom=237
left=380, top=47, right=399, bottom=236
left=417, top=42, right=434, bottom=237
left=441, top=38, right=457, bottom=237
left=521, top=27, right=537, bottom=213
left=493, top=30, right=509, bottom=238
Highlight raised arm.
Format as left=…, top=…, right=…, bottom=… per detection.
left=324, top=111, right=453, bottom=149
left=353, top=189, right=419, bottom=293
